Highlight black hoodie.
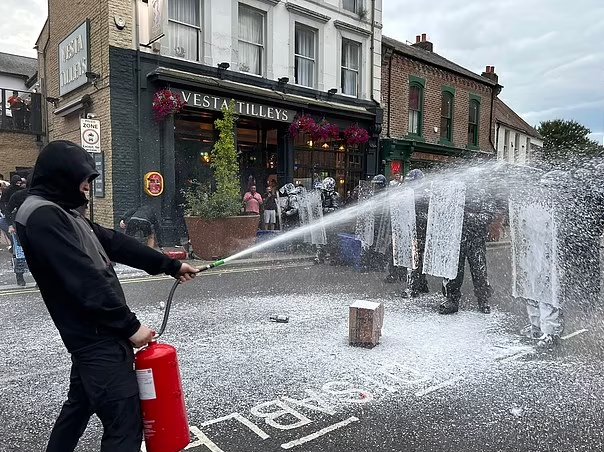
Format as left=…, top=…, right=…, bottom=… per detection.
left=16, top=141, right=182, bottom=353
left=0, top=175, right=23, bottom=215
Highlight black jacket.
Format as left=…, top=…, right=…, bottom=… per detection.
left=5, top=187, right=28, bottom=226
left=16, top=141, right=182, bottom=353
left=0, top=175, right=22, bottom=215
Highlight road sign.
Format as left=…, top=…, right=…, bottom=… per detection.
left=80, top=118, right=101, bottom=153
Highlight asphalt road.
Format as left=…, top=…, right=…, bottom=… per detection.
left=1, top=256, right=603, bottom=452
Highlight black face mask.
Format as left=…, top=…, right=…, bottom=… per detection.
left=29, top=140, right=99, bottom=211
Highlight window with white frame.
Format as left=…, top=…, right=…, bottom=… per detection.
left=167, top=0, right=201, bottom=61
left=341, top=39, right=360, bottom=97
left=294, top=25, right=316, bottom=88
left=343, top=0, right=359, bottom=13
left=238, top=5, right=264, bottom=75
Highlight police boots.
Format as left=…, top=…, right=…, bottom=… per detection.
left=439, top=299, right=459, bottom=315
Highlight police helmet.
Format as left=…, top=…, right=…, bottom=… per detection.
left=322, top=177, right=336, bottom=192
left=371, top=174, right=387, bottom=189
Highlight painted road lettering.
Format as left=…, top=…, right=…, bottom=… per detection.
left=250, top=400, right=312, bottom=430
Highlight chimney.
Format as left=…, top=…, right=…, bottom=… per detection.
left=411, top=33, right=434, bottom=52
left=481, top=65, right=499, bottom=84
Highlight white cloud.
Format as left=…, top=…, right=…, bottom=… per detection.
left=382, top=0, right=604, bottom=135
left=0, top=0, right=47, bottom=57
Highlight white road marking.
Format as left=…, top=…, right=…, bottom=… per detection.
left=561, top=329, right=588, bottom=340
left=414, top=377, right=463, bottom=397
left=280, top=416, right=359, bottom=449
left=0, top=262, right=312, bottom=296
left=200, top=412, right=270, bottom=440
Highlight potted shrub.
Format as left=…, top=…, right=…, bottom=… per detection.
left=183, top=101, right=259, bottom=260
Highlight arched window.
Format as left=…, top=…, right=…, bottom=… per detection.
left=468, top=99, right=480, bottom=146
left=440, top=91, right=454, bottom=142
left=408, top=84, right=423, bottom=136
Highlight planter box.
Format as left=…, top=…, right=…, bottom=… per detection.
left=185, top=215, right=260, bottom=261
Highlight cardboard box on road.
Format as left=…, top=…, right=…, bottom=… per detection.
left=349, top=300, right=384, bottom=348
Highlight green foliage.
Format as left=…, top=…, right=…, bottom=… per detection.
left=537, top=119, right=603, bottom=163
left=184, top=101, right=242, bottom=219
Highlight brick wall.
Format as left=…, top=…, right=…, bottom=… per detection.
left=0, top=132, right=40, bottom=178
left=382, top=52, right=496, bottom=152
left=40, top=0, right=136, bottom=227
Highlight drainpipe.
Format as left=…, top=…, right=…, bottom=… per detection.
left=488, top=84, right=501, bottom=154
left=134, top=0, right=142, bottom=207
left=370, top=0, right=376, bottom=103
left=387, top=48, right=392, bottom=138
left=495, top=123, right=500, bottom=159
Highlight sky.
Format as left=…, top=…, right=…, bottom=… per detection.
left=1, top=0, right=602, bottom=144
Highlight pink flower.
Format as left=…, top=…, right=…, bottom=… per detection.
left=152, top=89, right=187, bottom=122
left=344, top=124, right=370, bottom=146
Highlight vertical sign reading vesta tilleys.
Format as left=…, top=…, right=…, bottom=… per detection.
left=59, top=21, right=90, bottom=96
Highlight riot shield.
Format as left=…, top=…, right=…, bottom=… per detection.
left=297, top=189, right=312, bottom=243
left=422, top=181, right=466, bottom=279
left=307, top=190, right=327, bottom=245
left=355, top=181, right=374, bottom=250
left=509, top=189, right=560, bottom=307
left=390, top=187, right=417, bottom=269
left=374, top=201, right=391, bottom=256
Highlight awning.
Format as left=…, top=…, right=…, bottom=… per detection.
left=147, top=67, right=376, bottom=120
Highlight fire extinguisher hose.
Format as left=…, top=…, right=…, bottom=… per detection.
left=155, top=259, right=227, bottom=339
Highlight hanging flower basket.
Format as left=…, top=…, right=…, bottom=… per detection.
left=315, top=120, right=340, bottom=142
left=289, top=115, right=341, bottom=143
left=152, top=89, right=187, bottom=122
left=344, top=124, right=370, bottom=146
left=289, top=114, right=318, bottom=138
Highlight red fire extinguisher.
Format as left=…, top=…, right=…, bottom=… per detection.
left=135, top=280, right=190, bottom=452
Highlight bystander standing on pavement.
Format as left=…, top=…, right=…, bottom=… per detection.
left=243, top=185, right=263, bottom=216
left=15, top=140, right=199, bottom=452
left=6, top=174, right=32, bottom=286
left=0, top=175, right=24, bottom=249
left=263, top=189, right=277, bottom=230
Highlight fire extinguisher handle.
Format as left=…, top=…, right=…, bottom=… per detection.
left=156, top=279, right=181, bottom=339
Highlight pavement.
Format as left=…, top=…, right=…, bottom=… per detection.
left=1, top=246, right=604, bottom=452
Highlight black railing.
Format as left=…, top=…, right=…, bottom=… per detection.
left=0, top=88, right=43, bottom=134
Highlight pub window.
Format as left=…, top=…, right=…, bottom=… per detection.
left=343, top=0, right=359, bottom=13
left=167, top=0, right=202, bottom=61
left=440, top=91, right=453, bottom=142
left=408, top=83, right=423, bottom=136
left=238, top=5, right=265, bottom=75
left=294, top=24, right=316, bottom=88
left=341, top=39, right=361, bottom=97
left=468, top=99, right=480, bottom=146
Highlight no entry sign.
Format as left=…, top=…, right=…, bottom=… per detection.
left=80, top=118, right=101, bottom=153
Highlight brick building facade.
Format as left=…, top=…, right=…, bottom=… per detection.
left=37, top=0, right=383, bottom=241
left=380, top=35, right=501, bottom=177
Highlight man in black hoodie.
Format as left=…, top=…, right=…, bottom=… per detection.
left=15, top=141, right=198, bottom=452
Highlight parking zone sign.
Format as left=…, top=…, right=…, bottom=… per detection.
left=80, top=118, right=101, bottom=153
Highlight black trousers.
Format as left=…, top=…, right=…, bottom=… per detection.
left=444, top=225, right=490, bottom=304
left=408, top=235, right=428, bottom=293
left=46, top=340, right=142, bottom=452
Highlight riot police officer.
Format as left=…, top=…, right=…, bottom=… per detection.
left=316, top=177, right=341, bottom=264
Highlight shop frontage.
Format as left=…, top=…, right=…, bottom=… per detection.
left=109, top=49, right=381, bottom=243
left=380, top=138, right=461, bottom=180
